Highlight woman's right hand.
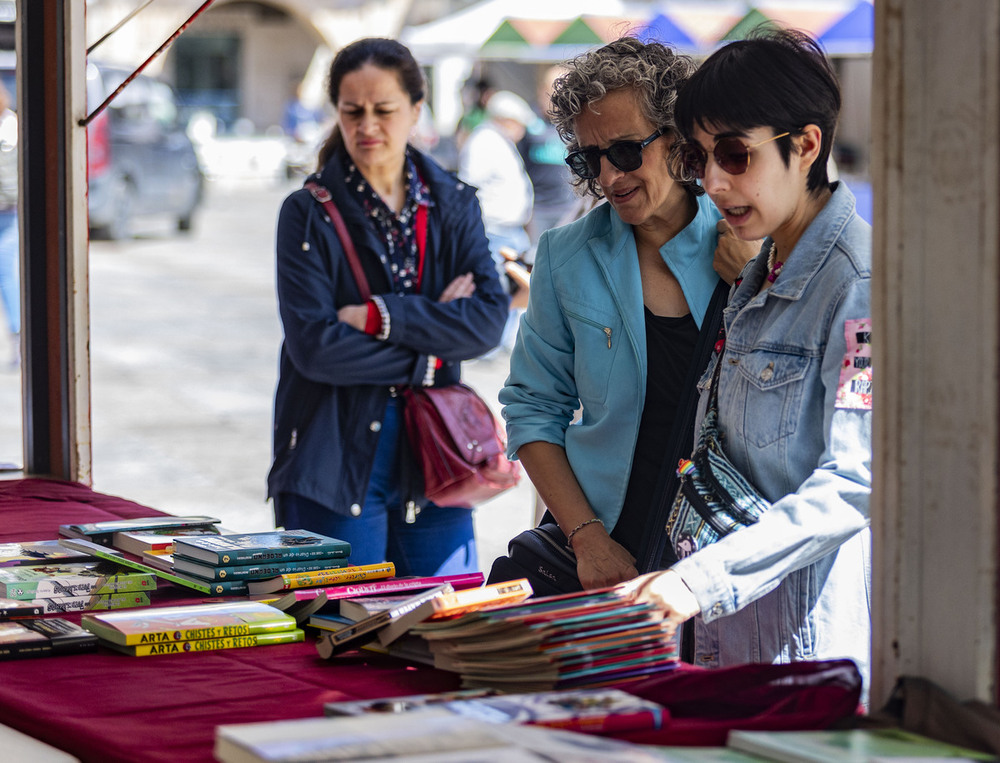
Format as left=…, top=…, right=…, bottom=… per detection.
left=438, top=272, right=475, bottom=302
left=570, top=524, right=639, bottom=589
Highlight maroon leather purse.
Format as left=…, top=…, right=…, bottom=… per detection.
left=306, top=182, right=520, bottom=509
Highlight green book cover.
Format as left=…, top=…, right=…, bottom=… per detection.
left=172, top=554, right=347, bottom=582
left=0, top=561, right=156, bottom=600
left=173, top=529, right=351, bottom=565
left=81, top=600, right=296, bottom=645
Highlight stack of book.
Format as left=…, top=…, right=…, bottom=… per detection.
left=410, top=587, right=680, bottom=692
left=59, top=515, right=222, bottom=547
left=0, top=618, right=98, bottom=660
left=0, top=553, right=156, bottom=614
left=168, top=529, right=356, bottom=596
left=81, top=600, right=304, bottom=656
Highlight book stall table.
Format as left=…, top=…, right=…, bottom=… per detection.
left=0, top=479, right=462, bottom=763
left=0, top=479, right=864, bottom=763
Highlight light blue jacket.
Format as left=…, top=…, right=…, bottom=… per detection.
left=500, top=194, right=722, bottom=530
left=673, top=182, right=872, bottom=694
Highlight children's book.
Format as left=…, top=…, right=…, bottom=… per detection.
left=173, top=554, right=348, bottom=582
left=0, top=540, right=95, bottom=566
left=264, top=572, right=484, bottom=607
left=173, top=529, right=351, bottom=565
left=726, top=728, right=1000, bottom=762
left=81, top=600, right=297, bottom=646
left=0, top=617, right=98, bottom=659
left=323, top=687, right=666, bottom=735
left=214, top=711, right=667, bottom=763
left=247, top=562, right=397, bottom=594
left=24, top=591, right=151, bottom=614
left=106, top=627, right=305, bottom=656
left=59, top=515, right=221, bottom=546
left=0, top=561, right=156, bottom=599
left=316, top=584, right=453, bottom=658
left=111, top=525, right=224, bottom=556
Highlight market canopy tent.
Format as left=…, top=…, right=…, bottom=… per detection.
left=818, top=0, right=874, bottom=55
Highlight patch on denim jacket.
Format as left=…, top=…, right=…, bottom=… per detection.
left=835, top=318, right=872, bottom=410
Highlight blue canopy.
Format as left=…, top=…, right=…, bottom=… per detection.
left=638, top=12, right=698, bottom=52
left=819, top=0, right=873, bottom=56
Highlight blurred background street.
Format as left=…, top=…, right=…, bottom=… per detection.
left=0, top=169, right=536, bottom=573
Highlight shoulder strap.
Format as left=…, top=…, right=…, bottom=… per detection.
left=305, top=181, right=371, bottom=301
left=633, top=277, right=730, bottom=574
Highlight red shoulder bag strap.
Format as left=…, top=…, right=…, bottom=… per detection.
left=305, top=181, right=371, bottom=300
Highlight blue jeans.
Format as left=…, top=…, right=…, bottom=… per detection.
left=275, top=399, right=478, bottom=577
left=0, top=210, right=18, bottom=334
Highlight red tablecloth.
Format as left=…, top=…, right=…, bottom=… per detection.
left=0, top=479, right=461, bottom=763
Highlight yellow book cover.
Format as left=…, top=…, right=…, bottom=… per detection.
left=247, top=562, right=396, bottom=595
left=108, top=628, right=304, bottom=656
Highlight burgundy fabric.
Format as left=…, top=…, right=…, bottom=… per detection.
left=608, top=658, right=863, bottom=746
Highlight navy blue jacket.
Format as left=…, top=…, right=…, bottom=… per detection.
left=267, top=148, right=508, bottom=516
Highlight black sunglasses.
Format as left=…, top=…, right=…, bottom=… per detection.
left=672, top=132, right=790, bottom=180
left=565, top=129, right=665, bottom=180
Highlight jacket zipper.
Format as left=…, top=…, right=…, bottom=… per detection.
left=564, top=309, right=613, bottom=349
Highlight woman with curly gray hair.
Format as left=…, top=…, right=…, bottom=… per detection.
left=499, top=37, right=755, bottom=591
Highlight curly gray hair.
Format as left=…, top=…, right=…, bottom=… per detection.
left=550, top=36, right=698, bottom=198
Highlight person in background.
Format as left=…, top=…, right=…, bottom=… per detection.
left=627, top=29, right=872, bottom=695
left=500, top=37, right=756, bottom=590
left=458, top=89, right=536, bottom=351
left=455, top=76, right=495, bottom=151
left=267, top=38, right=508, bottom=576
left=0, top=80, right=18, bottom=369
left=519, top=65, right=578, bottom=248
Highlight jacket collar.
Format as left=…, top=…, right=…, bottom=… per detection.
left=732, top=181, right=857, bottom=307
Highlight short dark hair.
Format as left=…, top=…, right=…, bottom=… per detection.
left=317, top=38, right=425, bottom=169
left=673, top=28, right=840, bottom=194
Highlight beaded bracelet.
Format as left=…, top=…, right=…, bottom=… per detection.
left=565, top=517, right=604, bottom=549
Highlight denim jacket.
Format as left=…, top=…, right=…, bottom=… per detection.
left=500, top=194, right=722, bottom=530
left=672, top=182, right=873, bottom=693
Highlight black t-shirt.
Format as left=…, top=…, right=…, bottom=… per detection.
left=611, top=307, right=698, bottom=565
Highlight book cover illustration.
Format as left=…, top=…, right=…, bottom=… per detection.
left=173, top=555, right=348, bottom=582
left=59, top=515, right=221, bottom=546
left=107, top=628, right=305, bottom=656
left=81, top=600, right=297, bottom=645
left=174, top=529, right=350, bottom=565
left=247, top=562, right=396, bottom=594
left=0, top=617, right=99, bottom=660
left=26, top=591, right=151, bottom=614
left=726, top=728, right=999, bottom=762
left=0, top=540, right=95, bottom=566
left=323, top=687, right=666, bottom=735
left=0, top=561, right=157, bottom=600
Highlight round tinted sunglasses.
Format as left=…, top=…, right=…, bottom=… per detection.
left=565, top=128, right=665, bottom=180
left=673, top=132, right=791, bottom=180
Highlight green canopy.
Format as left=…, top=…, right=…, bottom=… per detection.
left=721, top=8, right=778, bottom=41
left=551, top=17, right=603, bottom=45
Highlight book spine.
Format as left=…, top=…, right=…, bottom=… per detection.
left=34, top=592, right=151, bottom=613
left=0, top=602, right=43, bottom=618
left=267, top=563, right=397, bottom=591
left=176, top=557, right=348, bottom=581
left=538, top=710, right=664, bottom=734
left=175, top=543, right=351, bottom=565
left=1, top=574, right=156, bottom=599
left=279, top=573, right=485, bottom=602
left=201, top=579, right=250, bottom=596
left=429, top=579, right=532, bottom=618
left=122, top=629, right=304, bottom=656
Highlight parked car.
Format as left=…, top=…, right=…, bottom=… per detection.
left=86, top=61, right=203, bottom=240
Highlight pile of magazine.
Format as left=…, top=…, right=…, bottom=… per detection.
left=411, top=587, right=679, bottom=692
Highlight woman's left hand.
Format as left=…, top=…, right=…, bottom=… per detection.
left=618, top=569, right=701, bottom=636
left=714, top=220, right=760, bottom=284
